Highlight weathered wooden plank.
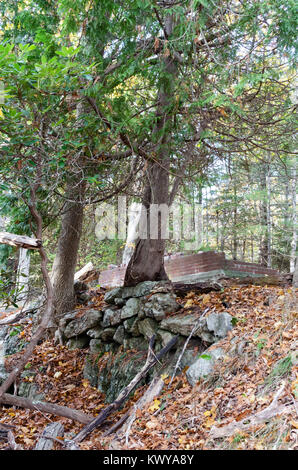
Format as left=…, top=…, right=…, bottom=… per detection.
left=0, top=231, right=41, bottom=249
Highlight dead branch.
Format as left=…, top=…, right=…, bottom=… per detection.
left=72, top=335, right=178, bottom=444
left=105, top=376, right=165, bottom=438
left=0, top=231, right=41, bottom=249
left=210, top=384, right=296, bottom=439
left=168, top=307, right=210, bottom=387
left=0, top=393, right=93, bottom=424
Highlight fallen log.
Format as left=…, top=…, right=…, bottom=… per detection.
left=0, top=231, right=41, bottom=249
left=0, top=393, right=93, bottom=425
left=72, top=335, right=178, bottom=444
left=172, top=281, right=222, bottom=296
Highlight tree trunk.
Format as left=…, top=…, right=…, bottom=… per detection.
left=50, top=99, right=88, bottom=318
left=293, top=256, right=298, bottom=288
left=16, top=247, right=30, bottom=304
left=51, top=180, right=85, bottom=317
left=290, top=162, right=297, bottom=273
left=259, top=163, right=269, bottom=266
left=124, top=162, right=169, bottom=286
left=124, top=14, right=177, bottom=287
left=122, top=202, right=142, bottom=266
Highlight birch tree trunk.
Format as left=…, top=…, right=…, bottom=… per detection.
left=122, top=202, right=142, bottom=266
left=290, top=162, right=297, bottom=273
left=16, top=247, right=30, bottom=304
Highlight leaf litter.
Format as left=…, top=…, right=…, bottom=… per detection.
left=0, top=283, right=297, bottom=450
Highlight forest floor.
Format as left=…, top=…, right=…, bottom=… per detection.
left=0, top=282, right=297, bottom=451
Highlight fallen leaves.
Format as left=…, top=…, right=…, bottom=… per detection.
left=0, top=284, right=297, bottom=451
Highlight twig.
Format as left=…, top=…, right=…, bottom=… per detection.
left=210, top=383, right=296, bottom=439
left=168, top=307, right=210, bottom=387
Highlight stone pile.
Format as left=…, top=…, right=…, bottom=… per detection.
left=58, top=281, right=233, bottom=354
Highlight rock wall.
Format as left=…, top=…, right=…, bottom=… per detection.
left=0, top=281, right=235, bottom=404
left=56, top=281, right=234, bottom=401
left=98, top=251, right=279, bottom=288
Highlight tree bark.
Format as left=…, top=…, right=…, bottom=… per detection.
left=124, top=14, right=178, bottom=287
left=259, top=163, right=269, bottom=266
left=50, top=180, right=85, bottom=317
left=293, top=256, right=298, bottom=288
left=50, top=100, right=88, bottom=318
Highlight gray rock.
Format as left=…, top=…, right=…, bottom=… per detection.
left=123, top=337, right=148, bottom=350
left=96, top=349, right=153, bottom=402
left=83, top=356, right=100, bottom=387
left=197, top=312, right=233, bottom=343
left=104, top=288, right=123, bottom=304
left=156, top=328, right=177, bottom=348
left=2, top=326, right=27, bottom=356
left=86, top=327, right=102, bottom=339
left=113, top=325, right=126, bottom=344
left=123, top=317, right=140, bottom=336
left=101, top=308, right=122, bottom=328
left=160, top=313, right=199, bottom=337
left=138, top=318, right=159, bottom=340
left=160, top=311, right=233, bottom=343
left=186, top=347, right=224, bottom=386
left=120, top=298, right=142, bottom=320
left=98, top=327, right=117, bottom=342
left=64, top=309, right=102, bottom=338
left=89, top=339, right=103, bottom=354
left=58, top=310, right=80, bottom=330
left=143, top=293, right=180, bottom=322
left=18, top=371, right=45, bottom=401
left=104, top=281, right=170, bottom=305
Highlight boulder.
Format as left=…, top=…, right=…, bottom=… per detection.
left=160, top=313, right=200, bottom=337
left=104, top=287, right=123, bottom=304
left=123, top=317, right=140, bottom=336
left=18, top=371, right=45, bottom=402
left=160, top=311, right=233, bottom=343
left=113, top=325, right=126, bottom=344
left=104, top=281, right=171, bottom=304
left=63, top=309, right=102, bottom=338
left=138, top=318, right=159, bottom=340
left=196, top=312, right=233, bottom=343
left=186, top=347, right=225, bottom=386
left=101, top=308, right=122, bottom=328
left=86, top=327, right=102, bottom=339
left=156, top=328, right=177, bottom=348
left=143, top=293, right=180, bottom=321
left=123, top=336, right=148, bottom=351
left=120, top=298, right=142, bottom=320
left=98, top=327, right=117, bottom=342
